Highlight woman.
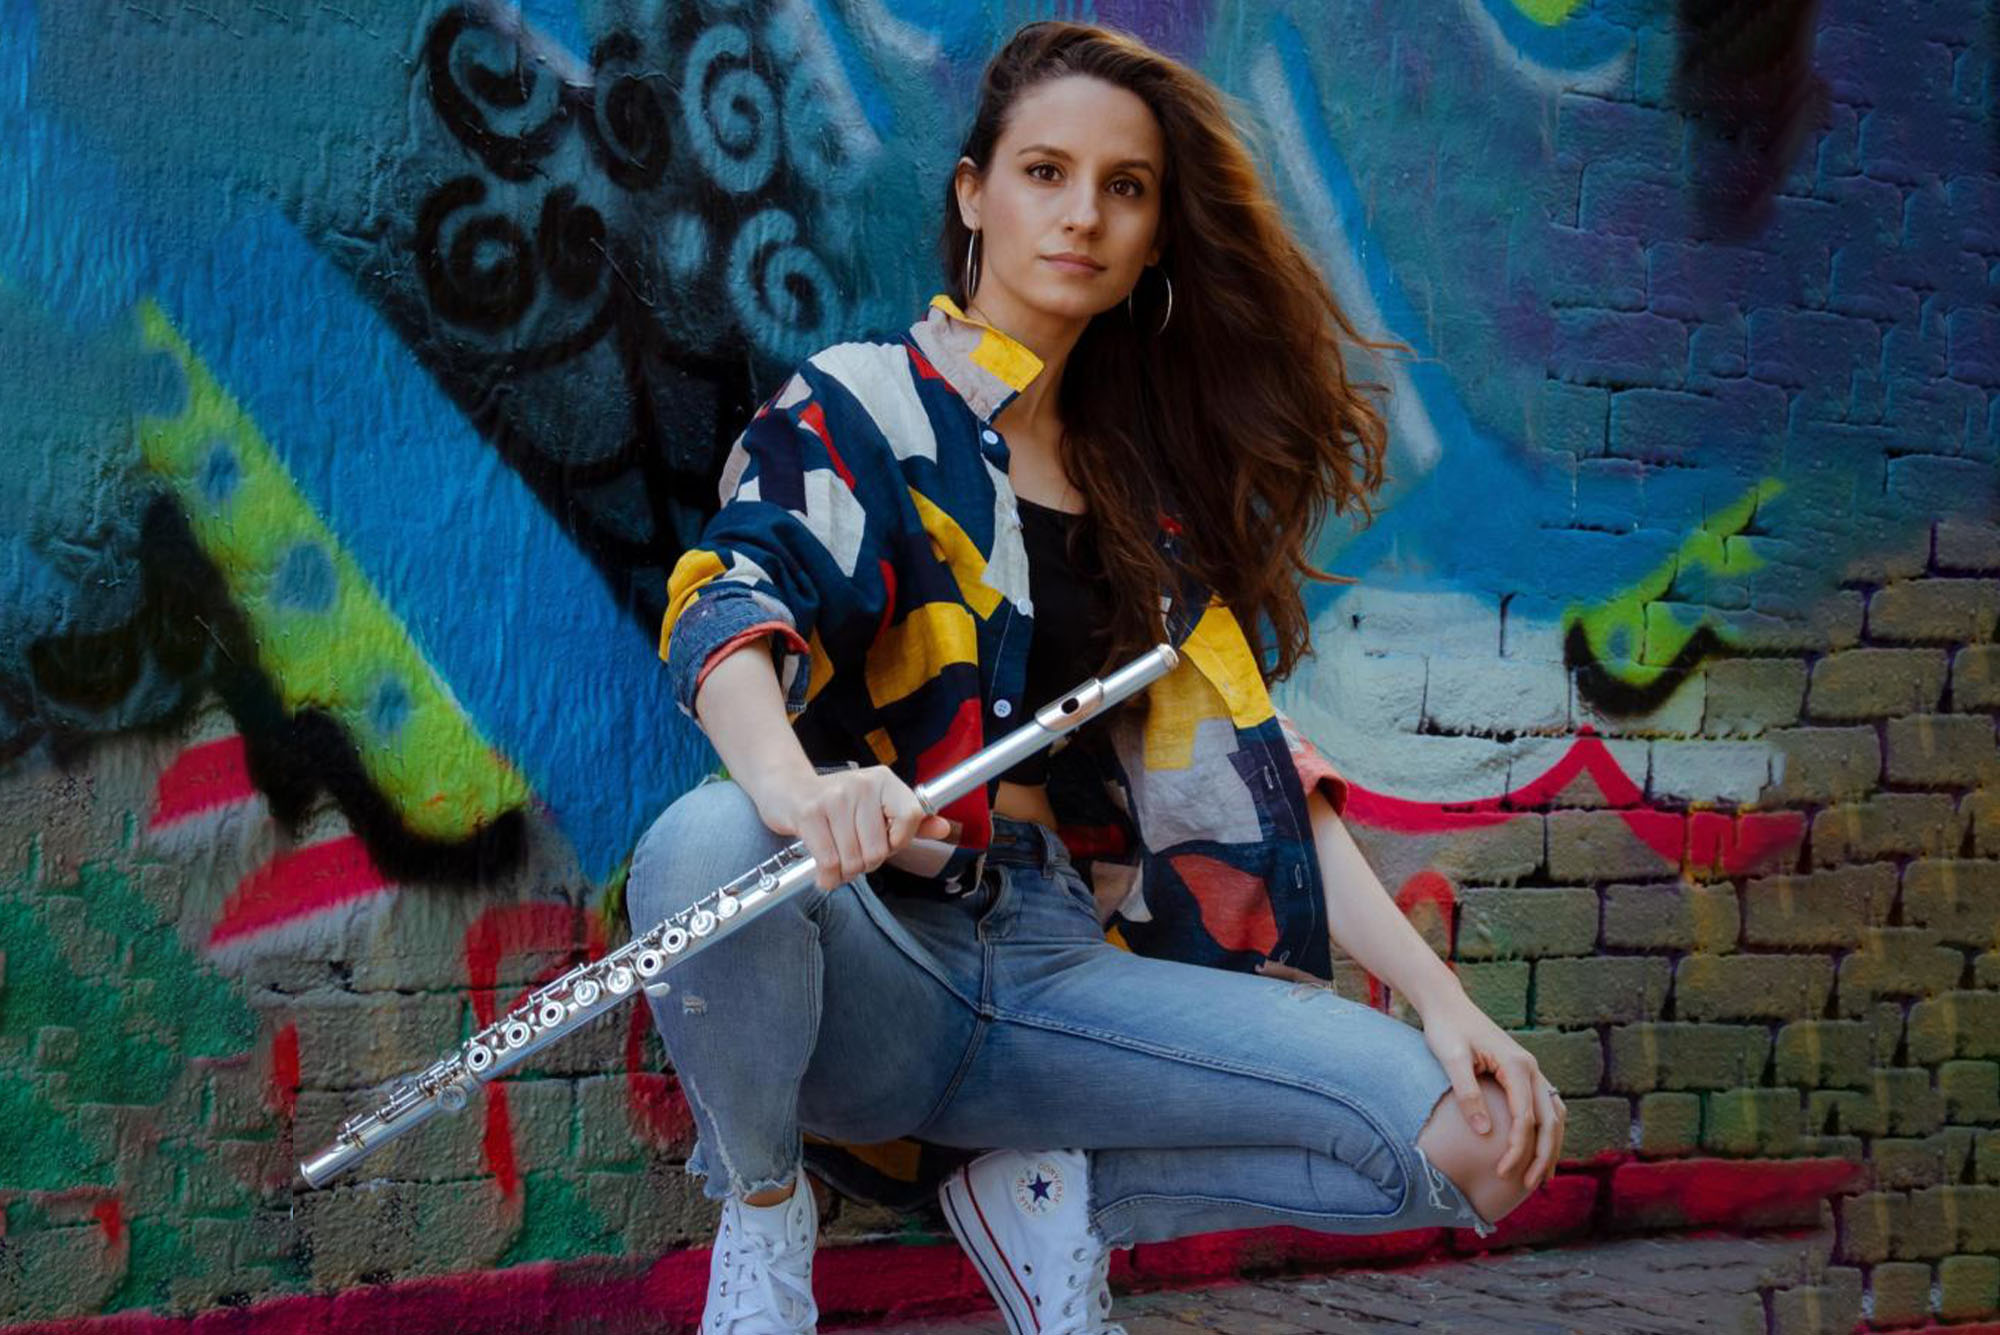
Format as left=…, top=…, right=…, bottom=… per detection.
left=630, top=21, right=1565, bottom=1335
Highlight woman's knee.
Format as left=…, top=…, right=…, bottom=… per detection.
left=627, top=780, right=786, bottom=929
left=1415, top=1075, right=1534, bottom=1227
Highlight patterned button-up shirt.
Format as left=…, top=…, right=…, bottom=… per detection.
left=661, top=295, right=1351, bottom=979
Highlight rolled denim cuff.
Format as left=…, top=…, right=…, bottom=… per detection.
left=667, top=586, right=813, bottom=720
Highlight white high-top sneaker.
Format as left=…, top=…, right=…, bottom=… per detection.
left=701, top=1173, right=820, bottom=1335
left=940, top=1149, right=1126, bottom=1335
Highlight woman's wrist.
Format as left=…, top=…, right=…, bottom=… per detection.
left=1402, top=958, right=1473, bottom=1017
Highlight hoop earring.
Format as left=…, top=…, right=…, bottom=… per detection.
left=963, top=229, right=981, bottom=299
left=1126, top=268, right=1174, bottom=335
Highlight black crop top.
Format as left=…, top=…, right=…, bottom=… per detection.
left=997, top=497, right=1113, bottom=786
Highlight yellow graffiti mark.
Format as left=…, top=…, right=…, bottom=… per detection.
left=1566, top=479, right=1784, bottom=685
left=135, top=301, right=530, bottom=841
left=1510, top=0, right=1589, bottom=23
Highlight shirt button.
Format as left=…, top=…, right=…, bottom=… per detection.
left=981, top=429, right=1000, bottom=445
left=992, top=699, right=1013, bottom=718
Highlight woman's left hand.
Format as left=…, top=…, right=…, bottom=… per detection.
left=1416, top=988, right=1566, bottom=1190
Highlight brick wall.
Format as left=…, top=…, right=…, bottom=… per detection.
left=1, top=1, right=1994, bottom=1332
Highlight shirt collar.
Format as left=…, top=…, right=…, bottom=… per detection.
left=908, top=294, right=1045, bottom=425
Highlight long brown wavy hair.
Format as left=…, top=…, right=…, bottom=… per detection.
left=939, top=21, right=1393, bottom=685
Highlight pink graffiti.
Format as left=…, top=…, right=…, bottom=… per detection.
left=206, top=836, right=394, bottom=947
left=1343, top=726, right=1803, bottom=876
left=149, top=735, right=256, bottom=828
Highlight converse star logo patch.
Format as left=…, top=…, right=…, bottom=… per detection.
left=1012, top=1159, right=1065, bottom=1216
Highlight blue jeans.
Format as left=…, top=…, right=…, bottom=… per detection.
left=626, top=779, right=1497, bottom=1246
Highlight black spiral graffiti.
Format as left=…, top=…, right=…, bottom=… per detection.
left=399, top=1, right=847, bottom=633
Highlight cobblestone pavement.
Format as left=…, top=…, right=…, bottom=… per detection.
left=852, top=1230, right=1824, bottom=1334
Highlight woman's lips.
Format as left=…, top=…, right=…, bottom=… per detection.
left=1041, top=255, right=1104, bottom=274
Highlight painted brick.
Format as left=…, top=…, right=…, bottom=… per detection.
left=1763, top=725, right=1881, bottom=802
left=1952, top=645, right=2000, bottom=711
left=1982, top=1131, right=2000, bottom=1185
left=1746, top=309, right=1881, bottom=390
left=1884, top=713, right=2000, bottom=786
left=1980, top=951, right=2000, bottom=988
left=1891, top=454, right=1998, bottom=513
left=1602, top=881, right=1738, bottom=952
left=1546, top=809, right=1677, bottom=881
left=1550, top=309, right=1688, bottom=387
left=1949, top=307, right=2000, bottom=386
left=1742, top=863, right=1895, bottom=948
left=288, top=990, right=469, bottom=1089
left=1687, top=314, right=1747, bottom=382
left=1909, top=991, right=2000, bottom=1062
left=1868, top=1261, right=1935, bottom=1326
left=1967, top=789, right=2000, bottom=857
left=1701, top=1086, right=1802, bottom=1156
left=1841, top=1190, right=1907, bottom=1264
left=1941, top=1254, right=2000, bottom=1319
left=1812, top=1089, right=1886, bottom=1140
left=1675, top=953, right=1834, bottom=1022
left=294, top=1177, right=517, bottom=1289
left=1577, top=163, right=1688, bottom=242
left=1454, top=887, right=1598, bottom=960
left=1606, top=1022, right=1770, bottom=1093
left=1455, top=961, right=1529, bottom=1029
left=1558, top=1096, right=1633, bottom=1162
left=1902, top=859, right=2000, bottom=945
left=1434, top=814, right=1547, bottom=885
left=1533, top=956, right=1671, bottom=1027
left=1421, top=655, right=1568, bottom=735
left=1602, top=385, right=1710, bottom=459
left=1636, top=1091, right=1701, bottom=1157
left=1876, top=1068, right=1948, bottom=1139
left=1868, top=579, right=2000, bottom=644
left=1556, top=93, right=1682, bottom=171
left=1810, top=793, right=1962, bottom=865
left=1535, top=379, right=1609, bottom=456
left=1512, top=1027, right=1605, bottom=1096
left=1769, top=1269, right=1862, bottom=1335
left=1874, top=1137, right=1954, bottom=1190
left=1942, top=1060, right=2000, bottom=1125
left=1772, top=1021, right=1873, bottom=1090
left=1901, top=1186, right=1965, bottom=1262
left=1936, top=519, right=2000, bottom=573
left=1941, top=1186, right=2000, bottom=1255
left=1506, top=733, right=1651, bottom=806
left=1837, top=927, right=1968, bottom=1014
left=1649, top=738, right=1771, bottom=803
left=1805, top=647, right=1949, bottom=720
left=1544, top=222, right=1648, bottom=309
left=1868, top=1001, right=1907, bottom=1065
left=1701, top=657, right=1806, bottom=736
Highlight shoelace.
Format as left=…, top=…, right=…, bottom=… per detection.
left=709, top=1217, right=816, bottom=1335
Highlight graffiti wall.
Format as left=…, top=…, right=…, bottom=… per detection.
left=0, top=0, right=1994, bottom=1330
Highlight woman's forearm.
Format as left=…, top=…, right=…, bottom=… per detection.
left=691, top=638, right=818, bottom=815
left=1306, top=789, right=1464, bottom=1014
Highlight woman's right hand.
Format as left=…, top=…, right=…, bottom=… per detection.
left=757, top=766, right=956, bottom=891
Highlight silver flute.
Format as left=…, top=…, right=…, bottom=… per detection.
left=298, top=643, right=1180, bottom=1188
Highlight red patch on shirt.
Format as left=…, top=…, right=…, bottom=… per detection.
left=1168, top=852, right=1277, bottom=956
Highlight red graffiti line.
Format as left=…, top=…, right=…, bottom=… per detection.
left=90, top=1197, right=124, bottom=1249
left=463, top=904, right=609, bottom=1198
left=150, top=735, right=257, bottom=828
left=207, top=836, right=394, bottom=946
left=267, top=1022, right=300, bottom=1119
left=1367, top=870, right=1458, bottom=1013
left=1340, top=727, right=1803, bottom=877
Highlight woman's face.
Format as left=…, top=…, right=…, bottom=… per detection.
left=955, top=74, right=1164, bottom=331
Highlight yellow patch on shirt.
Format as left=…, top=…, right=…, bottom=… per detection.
left=909, top=487, right=1002, bottom=618
left=1178, top=600, right=1277, bottom=729
left=660, top=548, right=726, bottom=659
left=866, top=600, right=977, bottom=709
